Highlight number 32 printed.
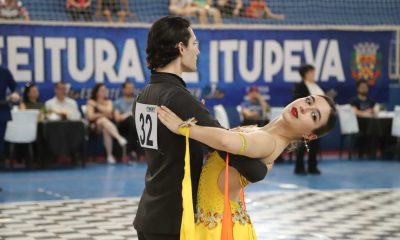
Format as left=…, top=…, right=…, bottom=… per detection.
left=135, top=103, right=158, bottom=150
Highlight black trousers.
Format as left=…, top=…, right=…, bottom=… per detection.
left=137, top=231, right=179, bottom=240
left=241, top=118, right=269, bottom=127
left=0, top=122, right=7, bottom=168
left=295, top=139, right=319, bottom=171
left=117, top=116, right=144, bottom=157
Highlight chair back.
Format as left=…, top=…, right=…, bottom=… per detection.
left=391, top=105, right=400, bottom=137
left=236, top=105, right=243, bottom=123
left=4, top=110, right=40, bottom=143
left=213, top=104, right=230, bottom=129
left=81, top=105, right=87, bottom=118
left=337, top=104, right=359, bottom=135
left=270, top=107, right=285, bottom=121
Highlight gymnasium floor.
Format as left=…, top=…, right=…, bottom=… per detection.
left=1, top=159, right=400, bottom=240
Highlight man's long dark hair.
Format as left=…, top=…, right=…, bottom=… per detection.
left=146, top=16, right=191, bottom=70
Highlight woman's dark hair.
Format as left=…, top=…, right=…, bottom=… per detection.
left=146, top=16, right=191, bottom=70
left=23, top=83, right=38, bottom=104
left=312, top=95, right=337, bottom=137
left=90, top=83, right=105, bottom=100
left=298, top=64, right=315, bottom=79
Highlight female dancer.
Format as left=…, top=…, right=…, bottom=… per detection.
left=157, top=95, right=336, bottom=239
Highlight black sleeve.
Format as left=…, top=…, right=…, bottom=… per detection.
left=4, top=68, right=17, bottom=93
left=167, top=90, right=268, bottom=182
left=217, top=151, right=268, bottom=183
left=369, top=99, right=376, bottom=108
left=349, top=98, right=359, bottom=109
left=166, top=90, right=221, bottom=128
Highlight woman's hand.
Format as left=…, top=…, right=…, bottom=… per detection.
left=87, top=99, right=97, bottom=107
left=156, top=106, right=184, bottom=134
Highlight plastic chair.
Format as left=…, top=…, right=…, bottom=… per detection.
left=391, top=106, right=400, bottom=159
left=213, top=104, right=230, bottom=129
left=4, top=110, right=40, bottom=169
left=337, top=104, right=359, bottom=159
left=270, top=107, right=285, bottom=120
left=391, top=106, right=400, bottom=137
left=236, top=105, right=243, bottom=123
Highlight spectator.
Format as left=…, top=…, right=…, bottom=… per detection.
left=240, top=86, right=269, bottom=126
left=245, top=0, right=285, bottom=20
left=169, top=0, right=208, bottom=25
left=95, top=0, right=134, bottom=23
left=0, top=66, right=20, bottom=171
left=292, top=64, right=324, bottom=175
left=45, top=82, right=81, bottom=121
left=86, top=83, right=127, bottom=164
left=0, top=0, right=29, bottom=21
left=20, top=83, right=45, bottom=121
left=214, top=0, right=243, bottom=17
left=66, top=0, right=92, bottom=22
left=193, top=0, right=222, bottom=24
left=350, top=80, right=376, bottom=118
left=113, top=82, right=144, bottom=160
left=350, top=80, right=377, bottom=158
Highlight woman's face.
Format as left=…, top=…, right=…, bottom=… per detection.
left=29, top=86, right=39, bottom=101
left=97, top=86, right=107, bottom=100
left=282, top=95, right=332, bottom=140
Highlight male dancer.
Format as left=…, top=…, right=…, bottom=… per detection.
left=132, top=16, right=267, bottom=240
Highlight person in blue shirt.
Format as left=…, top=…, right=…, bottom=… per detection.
left=113, top=81, right=143, bottom=160
left=0, top=66, right=20, bottom=170
left=350, top=80, right=376, bottom=117
left=240, top=86, right=270, bottom=126
left=350, top=80, right=377, bottom=158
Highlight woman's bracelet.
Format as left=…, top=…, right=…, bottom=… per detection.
left=178, top=117, right=198, bottom=136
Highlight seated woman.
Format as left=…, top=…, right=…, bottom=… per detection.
left=20, top=83, right=45, bottom=121
left=86, top=84, right=127, bottom=164
left=157, top=95, right=336, bottom=239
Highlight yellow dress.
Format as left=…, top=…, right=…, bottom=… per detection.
left=194, top=151, right=257, bottom=240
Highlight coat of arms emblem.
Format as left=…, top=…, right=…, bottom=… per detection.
left=351, top=42, right=382, bottom=86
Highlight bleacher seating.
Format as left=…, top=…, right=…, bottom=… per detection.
left=17, top=0, right=400, bottom=25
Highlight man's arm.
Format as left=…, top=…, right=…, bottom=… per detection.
left=5, top=68, right=17, bottom=93
left=167, top=90, right=221, bottom=128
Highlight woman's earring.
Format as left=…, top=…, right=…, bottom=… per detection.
left=304, top=139, right=310, bottom=152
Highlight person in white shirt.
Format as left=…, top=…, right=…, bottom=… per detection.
left=45, top=82, right=81, bottom=121
left=292, top=64, right=325, bottom=175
